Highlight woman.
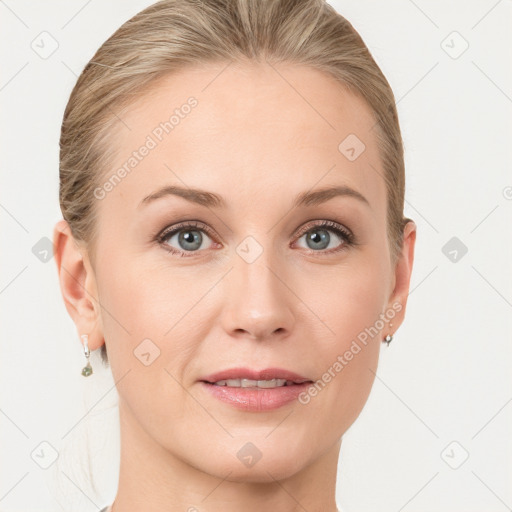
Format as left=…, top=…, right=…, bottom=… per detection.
left=53, top=0, right=416, bottom=510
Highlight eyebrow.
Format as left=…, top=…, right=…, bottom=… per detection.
left=139, top=184, right=370, bottom=209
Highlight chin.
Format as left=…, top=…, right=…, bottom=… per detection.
left=220, top=457, right=307, bottom=484
left=192, top=441, right=312, bottom=484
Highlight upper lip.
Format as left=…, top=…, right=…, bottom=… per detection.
left=201, top=367, right=313, bottom=384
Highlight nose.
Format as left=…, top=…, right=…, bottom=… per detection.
left=219, top=254, right=296, bottom=342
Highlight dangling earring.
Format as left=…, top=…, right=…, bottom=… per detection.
left=81, top=334, right=93, bottom=377
left=383, top=322, right=393, bottom=346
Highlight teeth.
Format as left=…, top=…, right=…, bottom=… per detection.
left=212, top=378, right=289, bottom=388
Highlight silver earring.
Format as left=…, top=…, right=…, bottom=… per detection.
left=81, top=334, right=93, bottom=377
left=383, top=322, right=393, bottom=346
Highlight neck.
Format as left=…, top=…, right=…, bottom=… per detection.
left=110, top=400, right=341, bottom=512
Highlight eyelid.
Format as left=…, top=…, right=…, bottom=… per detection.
left=294, top=219, right=353, bottom=240
left=156, top=220, right=216, bottom=243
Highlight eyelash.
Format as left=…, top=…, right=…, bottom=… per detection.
left=156, top=219, right=356, bottom=258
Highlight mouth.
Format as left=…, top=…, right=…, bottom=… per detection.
left=199, top=367, right=315, bottom=411
left=204, top=378, right=308, bottom=388
left=200, top=367, right=314, bottom=389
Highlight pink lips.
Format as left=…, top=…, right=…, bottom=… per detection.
left=201, top=367, right=312, bottom=384
left=199, top=367, right=314, bottom=412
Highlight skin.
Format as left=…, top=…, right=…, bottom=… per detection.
left=54, top=60, right=416, bottom=512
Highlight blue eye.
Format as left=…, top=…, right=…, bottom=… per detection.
left=156, top=220, right=355, bottom=257
left=157, top=220, right=216, bottom=257
left=293, top=220, right=355, bottom=254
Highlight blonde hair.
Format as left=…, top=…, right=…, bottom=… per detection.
left=59, top=0, right=413, bottom=368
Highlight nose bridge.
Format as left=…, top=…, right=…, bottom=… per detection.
left=221, top=236, right=294, bottom=339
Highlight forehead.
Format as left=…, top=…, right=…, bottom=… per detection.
left=100, top=60, right=385, bottom=219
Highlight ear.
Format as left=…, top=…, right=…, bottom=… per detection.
left=386, top=220, right=417, bottom=330
left=53, top=219, right=104, bottom=351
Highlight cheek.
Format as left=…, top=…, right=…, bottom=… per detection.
left=298, top=248, right=389, bottom=343
left=296, top=255, right=387, bottom=435
left=96, top=249, right=204, bottom=332
left=93, top=256, right=201, bottom=425
left=93, top=253, right=194, bottom=366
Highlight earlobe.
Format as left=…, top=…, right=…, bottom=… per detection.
left=53, top=219, right=103, bottom=350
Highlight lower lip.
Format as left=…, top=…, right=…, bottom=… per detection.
left=199, top=381, right=313, bottom=412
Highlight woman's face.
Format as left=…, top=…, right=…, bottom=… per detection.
left=75, top=61, right=415, bottom=481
